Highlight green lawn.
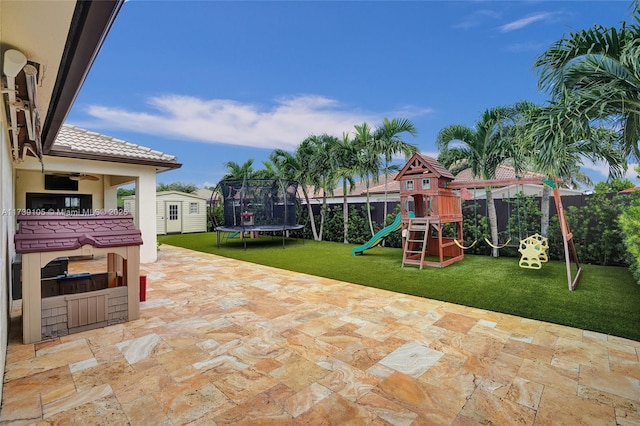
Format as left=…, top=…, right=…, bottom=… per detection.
left=159, top=233, right=640, bottom=342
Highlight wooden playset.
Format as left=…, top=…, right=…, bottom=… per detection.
left=395, top=154, right=464, bottom=269
left=393, top=154, right=581, bottom=290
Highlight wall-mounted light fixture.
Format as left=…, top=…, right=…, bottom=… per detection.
left=3, top=49, right=27, bottom=161
left=2, top=49, right=43, bottom=165
left=4, top=49, right=27, bottom=77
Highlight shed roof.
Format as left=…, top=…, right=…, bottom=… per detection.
left=49, top=125, right=181, bottom=169
left=157, top=191, right=208, bottom=200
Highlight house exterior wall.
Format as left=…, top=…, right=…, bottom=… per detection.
left=16, top=156, right=159, bottom=263
left=15, top=169, right=106, bottom=210
left=0, top=100, right=17, bottom=404
left=155, top=193, right=207, bottom=234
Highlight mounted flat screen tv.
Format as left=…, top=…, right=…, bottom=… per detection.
left=45, top=175, right=78, bottom=191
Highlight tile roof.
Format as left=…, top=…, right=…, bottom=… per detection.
left=330, top=165, right=546, bottom=198
left=50, top=124, right=180, bottom=168
left=452, top=165, right=544, bottom=183
left=620, top=187, right=640, bottom=193
left=331, top=174, right=399, bottom=197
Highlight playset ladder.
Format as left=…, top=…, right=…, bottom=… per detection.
left=402, top=217, right=430, bottom=270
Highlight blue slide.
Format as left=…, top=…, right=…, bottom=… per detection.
left=351, top=212, right=414, bottom=256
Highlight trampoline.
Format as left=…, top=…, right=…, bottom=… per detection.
left=211, top=178, right=304, bottom=248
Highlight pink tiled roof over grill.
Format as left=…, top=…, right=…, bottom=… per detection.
left=15, top=213, right=143, bottom=254
left=51, top=124, right=179, bottom=166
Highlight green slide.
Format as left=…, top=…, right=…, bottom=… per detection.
left=351, top=212, right=414, bottom=256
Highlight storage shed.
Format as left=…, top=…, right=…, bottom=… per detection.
left=124, top=191, right=208, bottom=235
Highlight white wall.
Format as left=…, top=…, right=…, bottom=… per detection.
left=15, top=169, right=105, bottom=210
left=155, top=193, right=207, bottom=235
left=135, top=171, right=158, bottom=262
left=0, top=97, right=16, bottom=403
left=16, top=156, right=159, bottom=263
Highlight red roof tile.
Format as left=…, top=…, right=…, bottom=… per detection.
left=453, top=165, right=544, bottom=183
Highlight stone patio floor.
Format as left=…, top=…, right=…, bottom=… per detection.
left=1, top=244, right=640, bottom=425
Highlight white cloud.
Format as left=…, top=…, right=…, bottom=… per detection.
left=582, top=160, right=640, bottom=184
left=453, top=9, right=501, bottom=30
left=82, top=94, right=432, bottom=151
left=421, top=151, right=441, bottom=159
left=625, top=163, right=640, bottom=182
left=499, top=12, right=553, bottom=32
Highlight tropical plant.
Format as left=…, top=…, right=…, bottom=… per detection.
left=495, top=97, right=626, bottom=240
left=222, top=159, right=255, bottom=181
left=270, top=145, right=321, bottom=240
left=534, top=1, right=640, bottom=160
left=156, top=182, right=198, bottom=193
left=620, top=192, right=640, bottom=283
left=303, top=134, right=340, bottom=241
left=253, top=161, right=278, bottom=179
left=437, top=106, right=520, bottom=257
left=353, top=122, right=380, bottom=236
left=373, top=118, right=418, bottom=222
left=594, top=178, right=636, bottom=193
left=332, top=133, right=359, bottom=243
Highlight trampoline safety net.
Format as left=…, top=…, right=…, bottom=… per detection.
left=217, top=179, right=299, bottom=229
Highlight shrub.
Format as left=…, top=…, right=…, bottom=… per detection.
left=619, top=192, right=640, bottom=283
left=382, top=206, right=403, bottom=248
left=348, top=206, right=377, bottom=244
left=564, top=193, right=630, bottom=266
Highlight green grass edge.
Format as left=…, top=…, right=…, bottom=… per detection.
left=160, top=233, right=640, bottom=342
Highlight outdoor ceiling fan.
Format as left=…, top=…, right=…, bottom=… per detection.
left=50, top=172, right=100, bottom=181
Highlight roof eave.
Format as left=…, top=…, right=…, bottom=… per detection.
left=42, top=0, right=124, bottom=153
left=47, top=149, right=182, bottom=171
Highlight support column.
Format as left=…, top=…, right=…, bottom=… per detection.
left=135, top=171, right=157, bottom=263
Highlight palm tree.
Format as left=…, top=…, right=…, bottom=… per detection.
left=373, top=117, right=418, bottom=225
left=353, top=122, right=381, bottom=236
left=534, top=1, right=640, bottom=159
left=302, top=134, right=338, bottom=241
left=270, top=147, right=317, bottom=240
left=332, top=133, right=358, bottom=243
left=253, top=161, right=278, bottom=179
left=270, top=145, right=320, bottom=240
left=222, top=159, right=255, bottom=181
left=523, top=104, right=627, bottom=236
left=436, top=107, right=517, bottom=257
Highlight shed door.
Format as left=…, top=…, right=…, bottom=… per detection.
left=165, top=202, right=182, bottom=233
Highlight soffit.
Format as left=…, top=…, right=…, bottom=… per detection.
left=1, top=1, right=77, bottom=131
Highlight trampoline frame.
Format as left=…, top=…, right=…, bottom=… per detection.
left=215, top=224, right=305, bottom=249
left=211, top=178, right=305, bottom=249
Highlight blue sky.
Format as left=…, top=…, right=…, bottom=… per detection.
left=67, top=1, right=639, bottom=189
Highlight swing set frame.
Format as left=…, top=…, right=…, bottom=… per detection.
left=450, top=177, right=582, bottom=291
